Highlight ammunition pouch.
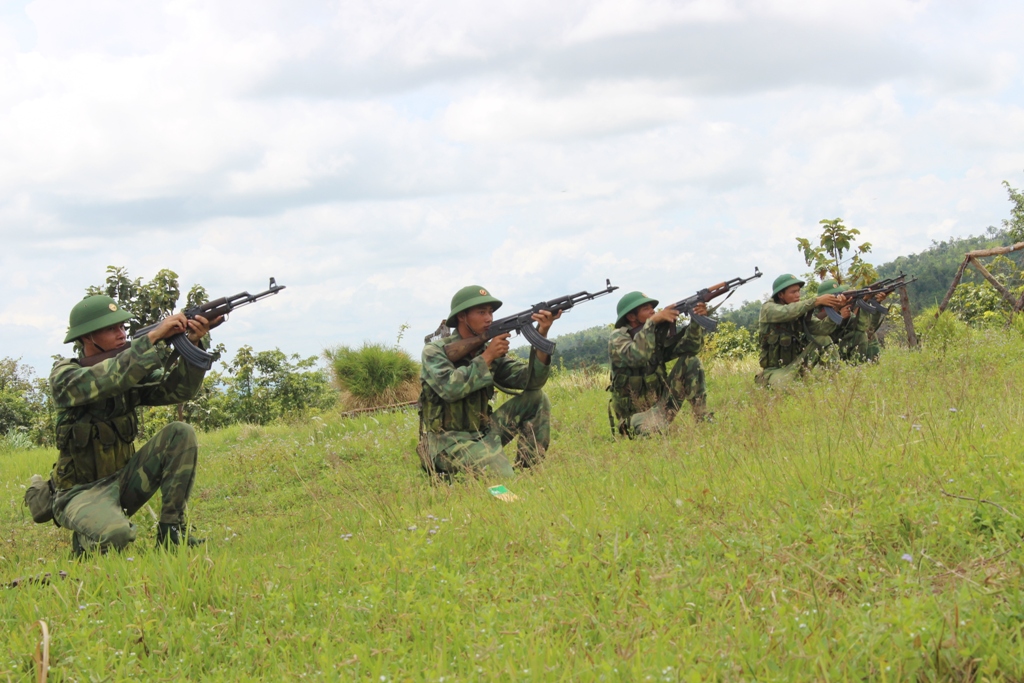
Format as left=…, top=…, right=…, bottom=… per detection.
left=609, top=363, right=665, bottom=421
left=24, top=474, right=55, bottom=524
left=759, top=321, right=805, bottom=369
left=419, top=382, right=495, bottom=434
left=54, top=412, right=138, bottom=490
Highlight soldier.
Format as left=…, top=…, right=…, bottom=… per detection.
left=815, top=279, right=886, bottom=363
left=45, top=295, right=219, bottom=555
left=418, top=286, right=558, bottom=478
left=755, top=274, right=845, bottom=387
left=608, top=291, right=710, bottom=436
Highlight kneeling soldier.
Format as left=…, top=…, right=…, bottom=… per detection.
left=418, top=286, right=558, bottom=478
left=46, top=295, right=218, bottom=555
left=816, top=279, right=885, bottom=364
left=608, top=291, right=709, bottom=436
left=756, top=274, right=845, bottom=387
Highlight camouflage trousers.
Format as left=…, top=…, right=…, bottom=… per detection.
left=52, top=422, right=198, bottom=553
left=418, top=389, right=551, bottom=478
left=611, top=355, right=707, bottom=437
left=838, top=331, right=881, bottom=364
left=756, top=335, right=839, bottom=388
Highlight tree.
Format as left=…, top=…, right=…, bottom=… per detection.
left=86, top=266, right=181, bottom=334
left=0, top=357, right=54, bottom=446
left=225, top=345, right=336, bottom=424
left=796, top=218, right=876, bottom=286
left=1002, top=179, right=1024, bottom=242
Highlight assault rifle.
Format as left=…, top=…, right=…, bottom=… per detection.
left=440, top=280, right=619, bottom=363
left=822, top=273, right=917, bottom=325
left=80, top=278, right=286, bottom=371
left=639, top=267, right=762, bottom=334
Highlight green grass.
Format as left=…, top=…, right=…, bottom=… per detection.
left=4, top=331, right=1024, bottom=681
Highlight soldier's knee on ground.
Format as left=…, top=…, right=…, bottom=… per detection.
left=101, top=519, right=137, bottom=550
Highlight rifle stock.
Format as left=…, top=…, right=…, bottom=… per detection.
left=444, top=335, right=488, bottom=363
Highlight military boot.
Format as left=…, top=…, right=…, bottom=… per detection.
left=691, top=398, right=715, bottom=424
left=156, top=522, right=205, bottom=549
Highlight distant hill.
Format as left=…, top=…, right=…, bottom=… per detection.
left=518, top=229, right=1018, bottom=366
left=512, top=324, right=613, bottom=369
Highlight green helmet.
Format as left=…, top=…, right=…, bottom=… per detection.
left=817, top=279, right=849, bottom=297
left=771, top=273, right=805, bottom=298
left=446, top=285, right=502, bottom=327
left=64, top=295, right=133, bottom=343
left=615, top=291, right=659, bottom=328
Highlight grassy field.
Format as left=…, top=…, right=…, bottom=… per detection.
left=3, top=331, right=1024, bottom=681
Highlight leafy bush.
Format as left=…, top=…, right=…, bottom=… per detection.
left=140, top=347, right=337, bottom=434
left=913, top=306, right=970, bottom=351
left=702, top=321, right=757, bottom=361
left=325, top=343, right=419, bottom=408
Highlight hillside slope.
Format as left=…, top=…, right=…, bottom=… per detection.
left=3, top=332, right=1024, bottom=680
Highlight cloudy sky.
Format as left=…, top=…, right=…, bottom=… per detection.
left=2, top=0, right=1023, bottom=375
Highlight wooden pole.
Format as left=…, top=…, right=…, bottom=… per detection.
left=967, top=256, right=1018, bottom=308
left=937, top=257, right=969, bottom=316
left=961, top=241, right=1024, bottom=259
left=899, top=285, right=918, bottom=348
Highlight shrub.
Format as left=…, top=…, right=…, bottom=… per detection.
left=702, top=321, right=757, bottom=362
left=913, top=306, right=970, bottom=351
left=325, top=343, right=419, bottom=408
left=0, top=427, right=34, bottom=452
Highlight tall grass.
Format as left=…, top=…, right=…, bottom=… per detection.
left=324, top=342, right=419, bottom=409
left=3, top=329, right=1024, bottom=680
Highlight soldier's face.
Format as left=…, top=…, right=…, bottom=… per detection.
left=631, top=303, right=656, bottom=326
left=87, top=323, right=127, bottom=350
left=779, top=285, right=802, bottom=304
left=460, top=305, right=494, bottom=333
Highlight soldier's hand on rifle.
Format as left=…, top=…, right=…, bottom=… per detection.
left=840, top=305, right=852, bottom=320
left=531, top=309, right=562, bottom=337
left=481, top=333, right=511, bottom=366
left=693, top=302, right=708, bottom=317
left=186, top=315, right=222, bottom=344
left=875, top=291, right=888, bottom=302
left=650, top=305, right=680, bottom=325
left=815, top=294, right=844, bottom=309
left=147, top=313, right=188, bottom=344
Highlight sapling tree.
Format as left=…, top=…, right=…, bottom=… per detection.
left=796, top=218, right=877, bottom=286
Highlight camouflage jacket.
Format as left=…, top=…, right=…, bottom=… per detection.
left=757, top=299, right=837, bottom=369
left=608, top=318, right=703, bottom=402
left=49, top=335, right=209, bottom=491
left=832, top=308, right=885, bottom=345
left=419, top=333, right=551, bottom=452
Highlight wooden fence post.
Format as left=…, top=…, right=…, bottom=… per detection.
left=898, top=285, right=918, bottom=348
left=937, top=257, right=968, bottom=316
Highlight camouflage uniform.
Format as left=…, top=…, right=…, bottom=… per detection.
left=418, top=333, right=552, bottom=477
left=756, top=298, right=839, bottom=387
left=832, top=309, right=884, bottom=363
left=608, top=318, right=706, bottom=435
left=49, top=335, right=208, bottom=553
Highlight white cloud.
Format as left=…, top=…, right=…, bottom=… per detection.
left=2, top=0, right=1024, bottom=373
